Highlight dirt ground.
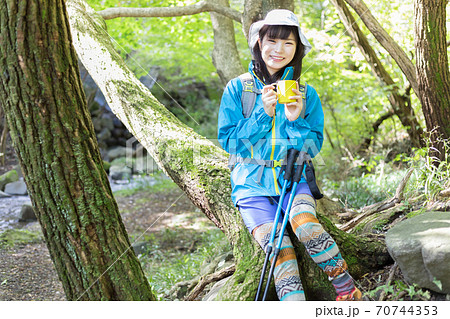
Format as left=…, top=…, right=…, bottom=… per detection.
left=0, top=184, right=205, bottom=301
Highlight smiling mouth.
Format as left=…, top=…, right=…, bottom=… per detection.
left=270, top=56, right=284, bottom=62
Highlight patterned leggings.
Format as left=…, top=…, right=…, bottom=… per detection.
left=252, top=194, right=354, bottom=301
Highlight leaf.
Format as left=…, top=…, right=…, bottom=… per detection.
left=433, top=278, right=443, bottom=290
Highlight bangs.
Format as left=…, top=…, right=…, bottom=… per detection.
left=261, top=25, right=298, bottom=41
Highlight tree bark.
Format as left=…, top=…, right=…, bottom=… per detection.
left=344, top=0, right=419, bottom=96
left=0, top=0, right=155, bottom=300
left=330, top=0, right=424, bottom=148
left=97, top=1, right=242, bottom=23
left=414, top=0, right=450, bottom=158
left=67, top=0, right=390, bottom=300
left=210, top=0, right=245, bottom=85
left=242, top=0, right=264, bottom=38
left=262, top=0, right=295, bottom=15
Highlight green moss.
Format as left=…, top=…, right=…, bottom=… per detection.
left=0, top=229, right=43, bottom=248
left=406, top=208, right=427, bottom=219
left=372, top=218, right=389, bottom=231
left=0, top=169, right=19, bottom=190
left=102, top=160, right=111, bottom=172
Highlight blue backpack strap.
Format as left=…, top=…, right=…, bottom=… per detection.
left=238, top=72, right=261, bottom=118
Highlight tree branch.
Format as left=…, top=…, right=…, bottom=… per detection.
left=331, top=0, right=423, bottom=148
left=97, top=1, right=242, bottom=23
left=339, top=168, right=414, bottom=232
left=184, top=264, right=236, bottom=301
left=344, top=0, right=419, bottom=96
left=358, top=108, right=395, bottom=153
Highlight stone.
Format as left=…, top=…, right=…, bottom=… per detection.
left=107, top=147, right=128, bottom=162
left=385, top=211, right=450, bottom=294
left=0, top=191, right=12, bottom=198
left=202, top=276, right=232, bottom=301
left=19, top=204, right=37, bottom=221
left=13, top=165, right=24, bottom=178
left=0, top=169, right=19, bottom=191
left=4, top=179, right=27, bottom=195
left=96, top=127, right=111, bottom=142
left=131, top=241, right=153, bottom=256
left=109, top=164, right=132, bottom=181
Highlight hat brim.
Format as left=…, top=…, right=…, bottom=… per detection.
left=248, top=21, right=312, bottom=58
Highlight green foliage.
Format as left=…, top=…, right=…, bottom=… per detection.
left=365, top=279, right=431, bottom=301
left=136, top=228, right=231, bottom=300
left=113, top=173, right=178, bottom=197
left=83, top=0, right=440, bottom=210
left=87, top=0, right=219, bottom=81
left=393, top=134, right=450, bottom=201
left=322, top=164, right=408, bottom=208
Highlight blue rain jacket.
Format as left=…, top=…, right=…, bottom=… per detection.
left=218, top=62, right=324, bottom=206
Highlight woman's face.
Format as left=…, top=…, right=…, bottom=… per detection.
left=258, top=32, right=297, bottom=76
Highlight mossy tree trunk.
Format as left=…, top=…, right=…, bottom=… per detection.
left=0, top=0, right=155, bottom=301
left=414, top=0, right=450, bottom=159
left=67, top=0, right=389, bottom=300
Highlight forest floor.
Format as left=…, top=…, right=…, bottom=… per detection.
left=0, top=145, right=448, bottom=301
left=0, top=183, right=219, bottom=301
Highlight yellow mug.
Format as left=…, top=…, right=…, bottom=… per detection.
left=277, top=80, right=298, bottom=104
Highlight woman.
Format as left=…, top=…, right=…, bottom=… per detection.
left=218, top=10, right=361, bottom=301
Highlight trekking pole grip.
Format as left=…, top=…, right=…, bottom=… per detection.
left=283, top=148, right=299, bottom=181
left=293, top=152, right=307, bottom=183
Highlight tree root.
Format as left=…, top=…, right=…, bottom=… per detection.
left=184, top=264, right=235, bottom=301
left=339, top=168, right=414, bottom=232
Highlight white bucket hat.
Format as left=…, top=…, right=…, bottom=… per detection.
left=248, top=9, right=312, bottom=58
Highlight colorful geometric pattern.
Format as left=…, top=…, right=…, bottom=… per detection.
left=289, top=194, right=355, bottom=295
left=250, top=193, right=356, bottom=299
left=253, top=223, right=305, bottom=301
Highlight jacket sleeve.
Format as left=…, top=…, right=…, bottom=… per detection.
left=285, top=84, right=324, bottom=158
left=218, top=78, right=273, bottom=155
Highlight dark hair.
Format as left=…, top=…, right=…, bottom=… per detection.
left=252, top=25, right=304, bottom=84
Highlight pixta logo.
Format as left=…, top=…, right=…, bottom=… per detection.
left=126, top=136, right=159, bottom=174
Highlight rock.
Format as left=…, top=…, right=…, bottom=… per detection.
left=96, top=127, right=111, bottom=142
left=107, top=147, right=128, bottom=162
left=0, top=190, right=12, bottom=198
left=19, top=204, right=37, bottom=221
left=13, top=165, right=24, bottom=178
left=202, top=276, right=232, bottom=301
left=385, top=211, right=450, bottom=294
left=131, top=241, right=152, bottom=256
left=0, top=169, right=19, bottom=191
left=109, top=162, right=132, bottom=180
left=4, top=179, right=27, bottom=195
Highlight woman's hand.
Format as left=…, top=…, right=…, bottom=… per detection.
left=261, top=84, right=277, bottom=117
left=284, top=83, right=303, bottom=122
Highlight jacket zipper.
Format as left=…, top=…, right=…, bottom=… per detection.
left=270, top=70, right=291, bottom=195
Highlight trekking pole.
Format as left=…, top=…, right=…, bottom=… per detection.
left=254, top=148, right=299, bottom=301
left=261, top=152, right=306, bottom=301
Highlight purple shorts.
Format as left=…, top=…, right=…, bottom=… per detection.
left=237, top=182, right=313, bottom=233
